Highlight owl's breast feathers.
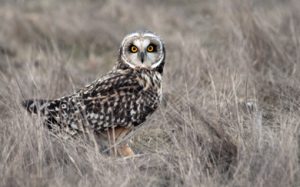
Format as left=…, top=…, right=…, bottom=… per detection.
left=23, top=68, right=162, bottom=134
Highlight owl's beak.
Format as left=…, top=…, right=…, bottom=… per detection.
left=140, top=52, right=145, bottom=63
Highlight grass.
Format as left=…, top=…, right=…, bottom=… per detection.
left=0, top=0, right=300, bottom=186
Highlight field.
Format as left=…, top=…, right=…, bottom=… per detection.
left=0, top=0, right=300, bottom=186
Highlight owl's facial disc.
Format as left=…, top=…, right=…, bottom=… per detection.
left=121, top=32, right=164, bottom=69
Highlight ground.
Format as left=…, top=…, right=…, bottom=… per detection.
left=0, top=0, right=300, bottom=186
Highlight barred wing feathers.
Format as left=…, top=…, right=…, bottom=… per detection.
left=22, top=70, right=160, bottom=133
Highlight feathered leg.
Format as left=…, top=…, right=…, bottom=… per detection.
left=107, top=127, right=134, bottom=157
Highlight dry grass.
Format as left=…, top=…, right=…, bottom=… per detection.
left=0, top=0, right=300, bottom=186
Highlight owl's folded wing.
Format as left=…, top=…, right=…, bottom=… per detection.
left=22, top=72, right=159, bottom=133
left=77, top=73, right=158, bottom=131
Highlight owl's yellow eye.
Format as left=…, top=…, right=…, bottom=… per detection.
left=130, top=45, right=138, bottom=53
left=147, top=45, right=154, bottom=52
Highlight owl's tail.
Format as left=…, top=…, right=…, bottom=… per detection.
left=22, top=99, right=52, bottom=114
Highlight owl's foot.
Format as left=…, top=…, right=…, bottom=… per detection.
left=106, top=127, right=134, bottom=157
left=117, top=143, right=135, bottom=157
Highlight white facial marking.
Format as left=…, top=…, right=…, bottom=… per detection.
left=121, top=33, right=139, bottom=47
left=121, top=32, right=164, bottom=69
left=151, top=55, right=164, bottom=68
left=133, top=39, right=150, bottom=50
left=143, top=33, right=158, bottom=38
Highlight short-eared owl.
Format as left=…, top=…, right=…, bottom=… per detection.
left=22, top=31, right=166, bottom=157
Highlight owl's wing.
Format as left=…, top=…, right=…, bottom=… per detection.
left=76, top=72, right=159, bottom=131
left=22, top=72, right=126, bottom=116
left=22, top=72, right=159, bottom=133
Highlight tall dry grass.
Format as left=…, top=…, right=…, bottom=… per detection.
left=0, top=0, right=300, bottom=186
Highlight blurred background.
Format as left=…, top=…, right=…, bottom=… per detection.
left=0, top=0, right=300, bottom=186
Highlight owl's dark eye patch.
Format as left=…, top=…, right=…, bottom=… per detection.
left=147, top=44, right=157, bottom=52
left=128, top=44, right=138, bottom=53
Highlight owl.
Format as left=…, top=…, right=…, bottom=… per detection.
left=22, top=31, right=166, bottom=157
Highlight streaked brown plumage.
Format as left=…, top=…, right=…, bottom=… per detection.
left=22, top=31, right=166, bottom=156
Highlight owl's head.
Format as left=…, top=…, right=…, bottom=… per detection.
left=118, top=31, right=165, bottom=72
